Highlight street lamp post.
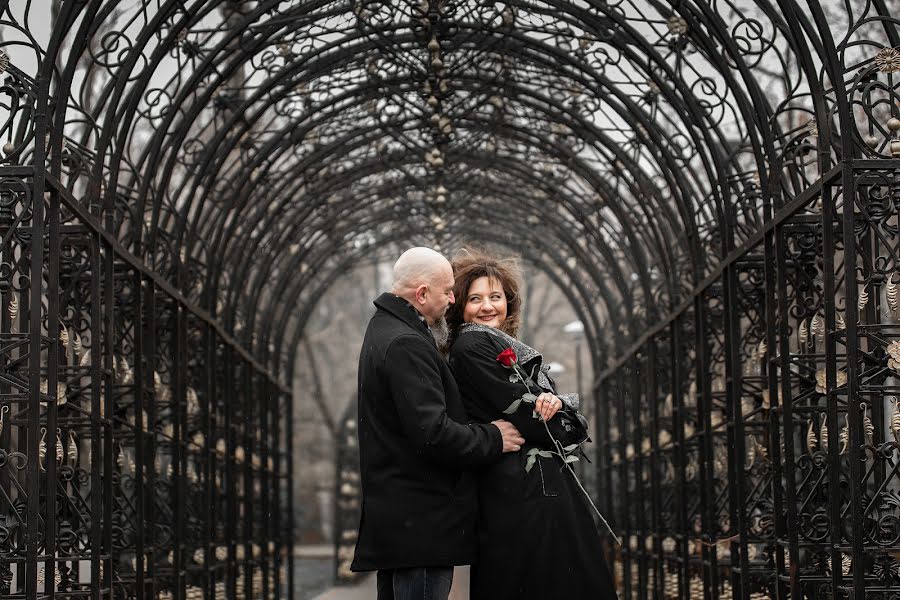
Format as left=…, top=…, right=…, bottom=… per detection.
left=563, top=320, right=589, bottom=488
left=563, top=320, right=585, bottom=403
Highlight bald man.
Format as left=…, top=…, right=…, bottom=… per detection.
left=351, top=247, right=524, bottom=600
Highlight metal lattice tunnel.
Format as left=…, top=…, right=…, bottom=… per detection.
left=1, top=0, right=900, bottom=598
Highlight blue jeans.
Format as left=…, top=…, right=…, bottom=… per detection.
left=376, top=567, right=454, bottom=600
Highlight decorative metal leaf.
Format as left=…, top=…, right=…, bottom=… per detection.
left=8, top=294, right=17, bottom=320
left=839, top=414, right=850, bottom=454
left=863, top=402, right=875, bottom=444
left=187, top=387, right=199, bottom=415
left=59, top=326, right=69, bottom=349
left=67, top=431, right=77, bottom=463
left=39, top=428, right=47, bottom=471
left=891, top=398, right=900, bottom=443
left=887, top=275, right=899, bottom=313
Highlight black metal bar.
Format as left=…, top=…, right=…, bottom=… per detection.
left=646, top=338, right=663, bottom=599
left=722, top=258, right=746, bottom=600
left=102, top=239, right=115, bottom=600
left=89, top=227, right=103, bottom=600
left=44, top=153, right=62, bottom=600
left=224, top=347, right=236, bottom=600
left=766, top=219, right=789, bottom=600
left=694, top=292, right=717, bottom=600
left=203, top=323, right=215, bottom=600
left=134, top=273, right=146, bottom=600
left=671, top=318, right=690, bottom=600
left=617, top=368, right=631, bottom=598
left=286, top=386, right=296, bottom=600
left=630, top=358, right=646, bottom=599
left=174, top=303, right=187, bottom=600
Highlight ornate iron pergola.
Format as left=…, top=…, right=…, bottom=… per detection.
left=1, top=0, right=899, bottom=598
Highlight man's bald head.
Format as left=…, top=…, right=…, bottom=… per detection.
left=391, top=247, right=456, bottom=325
left=391, top=247, right=451, bottom=292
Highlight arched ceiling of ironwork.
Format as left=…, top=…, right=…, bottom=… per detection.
left=4, top=0, right=899, bottom=376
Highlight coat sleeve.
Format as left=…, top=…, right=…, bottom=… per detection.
left=449, top=332, right=574, bottom=448
left=384, top=334, right=503, bottom=466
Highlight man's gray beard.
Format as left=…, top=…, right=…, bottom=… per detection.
left=430, top=317, right=450, bottom=347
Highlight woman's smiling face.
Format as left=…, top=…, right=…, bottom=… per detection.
left=462, top=276, right=508, bottom=329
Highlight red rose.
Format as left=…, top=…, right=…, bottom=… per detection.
left=496, top=347, right=518, bottom=367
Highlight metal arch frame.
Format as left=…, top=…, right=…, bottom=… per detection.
left=186, top=36, right=712, bottom=268
left=191, top=83, right=702, bottom=347
left=81, top=1, right=744, bottom=318
left=166, top=61, right=682, bottom=275
left=267, top=195, right=621, bottom=344
left=240, top=171, right=642, bottom=357
left=179, top=44, right=792, bottom=356
left=277, top=222, right=614, bottom=374
left=49, top=3, right=764, bottom=376
left=200, top=142, right=644, bottom=338
left=225, top=141, right=656, bottom=344
left=4, top=0, right=900, bottom=598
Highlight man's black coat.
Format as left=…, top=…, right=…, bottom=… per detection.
left=351, top=293, right=503, bottom=571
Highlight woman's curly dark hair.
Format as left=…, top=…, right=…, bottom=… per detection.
left=445, top=248, right=523, bottom=349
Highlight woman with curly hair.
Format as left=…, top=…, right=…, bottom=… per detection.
left=446, top=249, right=618, bottom=600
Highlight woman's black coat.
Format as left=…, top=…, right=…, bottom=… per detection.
left=351, top=293, right=503, bottom=572
left=449, top=329, right=619, bottom=600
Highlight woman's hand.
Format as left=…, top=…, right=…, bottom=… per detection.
left=535, top=393, right=563, bottom=421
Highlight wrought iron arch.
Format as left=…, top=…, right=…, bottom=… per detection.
left=3, top=0, right=900, bottom=598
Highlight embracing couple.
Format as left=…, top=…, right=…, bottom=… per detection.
left=351, top=247, right=618, bottom=600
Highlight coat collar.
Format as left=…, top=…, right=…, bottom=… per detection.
left=458, top=323, right=555, bottom=390
left=374, top=292, right=435, bottom=344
